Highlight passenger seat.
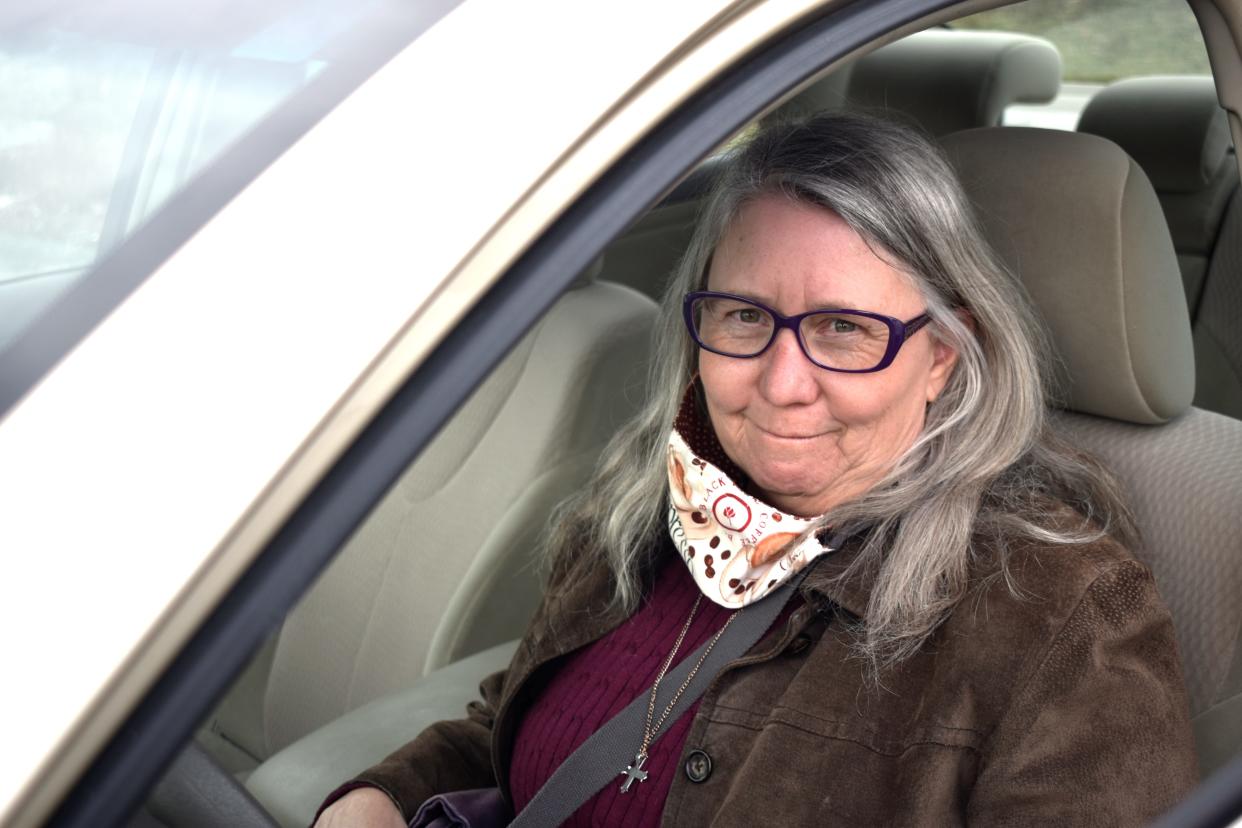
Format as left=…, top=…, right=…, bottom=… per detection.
left=198, top=263, right=658, bottom=825
left=944, top=126, right=1242, bottom=777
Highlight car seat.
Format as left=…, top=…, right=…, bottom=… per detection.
left=842, top=28, right=1062, bottom=137
left=193, top=262, right=658, bottom=825
left=765, top=28, right=1061, bottom=136
left=943, top=126, right=1242, bottom=777
left=1077, top=76, right=1234, bottom=311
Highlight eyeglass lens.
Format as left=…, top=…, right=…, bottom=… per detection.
left=691, top=295, right=892, bottom=371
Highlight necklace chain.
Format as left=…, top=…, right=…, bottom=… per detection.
left=638, top=594, right=740, bottom=759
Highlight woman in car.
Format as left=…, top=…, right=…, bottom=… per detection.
left=315, top=112, right=1197, bottom=826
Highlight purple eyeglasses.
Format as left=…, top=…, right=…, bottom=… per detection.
left=684, top=290, right=932, bottom=373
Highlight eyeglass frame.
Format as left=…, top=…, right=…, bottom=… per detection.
left=683, top=290, right=933, bottom=374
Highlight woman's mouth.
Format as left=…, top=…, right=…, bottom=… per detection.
left=754, top=423, right=829, bottom=441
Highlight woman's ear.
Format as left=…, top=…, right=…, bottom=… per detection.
left=925, top=309, right=975, bottom=404
left=925, top=342, right=958, bottom=404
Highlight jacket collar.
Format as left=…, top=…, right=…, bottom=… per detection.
left=800, top=531, right=877, bottom=620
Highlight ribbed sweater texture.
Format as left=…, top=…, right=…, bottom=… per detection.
left=509, top=557, right=796, bottom=826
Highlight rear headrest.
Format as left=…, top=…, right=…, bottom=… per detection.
left=942, top=128, right=1194, bottom=424
left=848, top=29, right=1062, bottom=136
left=1077, top=76, right=1230, bottom=193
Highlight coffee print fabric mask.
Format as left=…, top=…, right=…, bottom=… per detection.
left=667, top=384, right=834, bottom=608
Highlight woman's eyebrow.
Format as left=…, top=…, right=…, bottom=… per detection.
left=803, top=298, right=857, bottom=310
left=717, top=288, right=768, bottom=303
left=774, top=297, right=866, bottom=312
left=711, top=288, right=858, bottom=309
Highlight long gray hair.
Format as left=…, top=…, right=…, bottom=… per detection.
left=547, top=112, right=1133, bottom=669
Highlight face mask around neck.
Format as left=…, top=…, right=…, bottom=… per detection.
left=666, top=383, right=836, bottom=608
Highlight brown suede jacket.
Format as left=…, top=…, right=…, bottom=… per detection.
left=354, top=531, right=1198, bottom=826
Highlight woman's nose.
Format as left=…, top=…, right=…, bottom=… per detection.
left=758, top=328, right=821, bottom=405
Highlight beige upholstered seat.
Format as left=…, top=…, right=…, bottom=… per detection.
left=198, top=266, right=657, bottom=822
left=944, top=126, right=1242, bottom=776
left=846, top=29, right=1062, bottom=137
left=770, top=28, right=1062, bottom=138
left=1193, top=194, right=1242, bottom=419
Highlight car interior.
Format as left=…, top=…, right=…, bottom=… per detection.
left=136, top=1, right=1242, bottom=825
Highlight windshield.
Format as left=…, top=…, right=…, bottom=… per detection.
left=0, top=0, right=438, bottom=363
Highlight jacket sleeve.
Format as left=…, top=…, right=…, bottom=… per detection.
left=335, top=666, right=508, bottom=820
left=966, top=559, right=1199, bottom=825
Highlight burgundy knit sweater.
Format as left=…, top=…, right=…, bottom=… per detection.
left=509, top=556, right=797, bottom=826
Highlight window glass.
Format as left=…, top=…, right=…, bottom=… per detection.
left=0, top=1, right=377, bottom=352
left=955, top=0, right=1211, bottom=81
left=954, top=0, right=1212, bottom=130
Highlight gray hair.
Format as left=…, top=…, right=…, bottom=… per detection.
left=547, top=112, right=1133, bottom=669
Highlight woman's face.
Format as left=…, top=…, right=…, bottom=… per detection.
left=700, top=194, right=960, bottom=517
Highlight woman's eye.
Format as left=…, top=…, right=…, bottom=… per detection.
left=728, top=308, right=763, bottom=324
left=832, top=318, right=857, bottom=334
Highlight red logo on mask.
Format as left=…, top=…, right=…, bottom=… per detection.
left=712, top=494, right=751, bottom=532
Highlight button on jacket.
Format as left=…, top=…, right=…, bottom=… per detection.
left=354, top=530, right=1198, bottom=826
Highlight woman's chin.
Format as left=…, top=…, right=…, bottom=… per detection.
left=749, top=471, right=840, bottom=516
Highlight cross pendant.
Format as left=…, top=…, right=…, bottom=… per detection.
left=619, top=752, right=649, bottom=792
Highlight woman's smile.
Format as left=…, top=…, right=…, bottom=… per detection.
left=750, top=420, right=834, bottom=442
left=740, top=424, right=839, bottom=449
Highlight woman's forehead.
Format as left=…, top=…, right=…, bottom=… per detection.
left=708, top=195, right=921, bottom=309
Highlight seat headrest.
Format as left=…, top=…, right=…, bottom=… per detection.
left=1077, top=76, right=1231, bottom=193
left=942, top=127, right=1194, bottom=424
left=848, top=29, right=1062, bottom=136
